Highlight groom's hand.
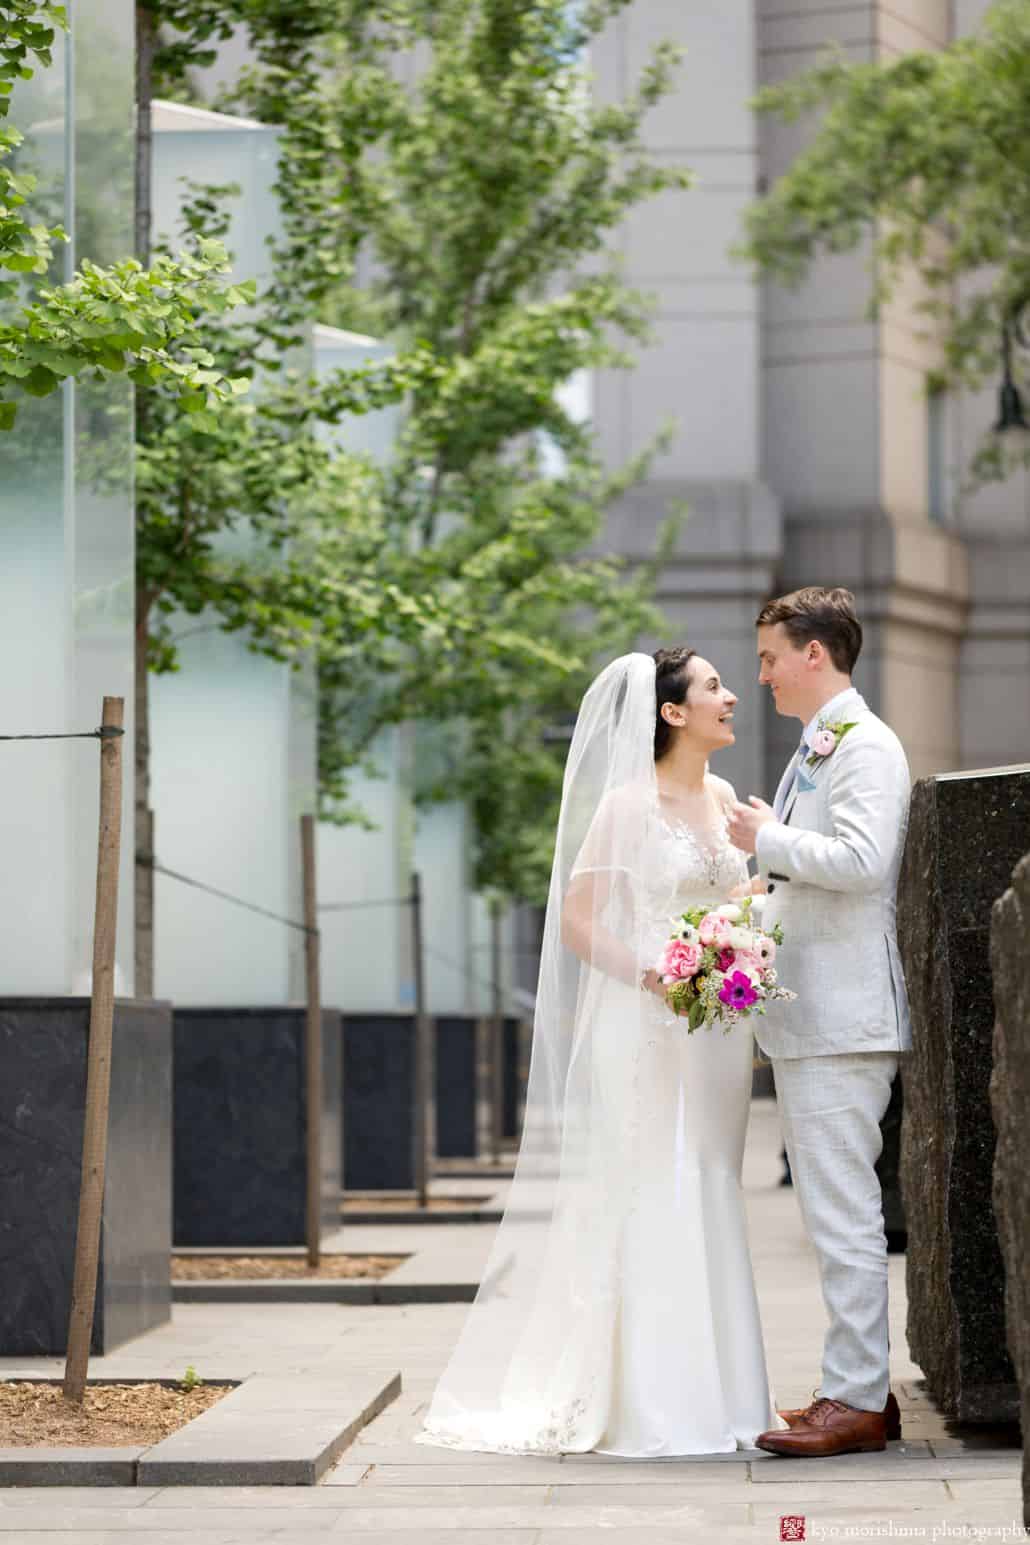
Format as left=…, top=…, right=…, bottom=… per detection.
left=728, top=796, right=775, bottom=855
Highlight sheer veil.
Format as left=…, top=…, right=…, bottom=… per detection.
left=418, top=651, right=662, bottom=1454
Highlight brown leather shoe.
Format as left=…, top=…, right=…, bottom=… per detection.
left=778, top=1389, right=901, bottom=1441
left=756, top=1397, right=887, bottom=1456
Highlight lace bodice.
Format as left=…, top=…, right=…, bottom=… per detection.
left=639, top=795, right=749, bottom=1027
left=642, top=797, right=748, bottom=921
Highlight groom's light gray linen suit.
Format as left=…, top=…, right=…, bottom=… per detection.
left=754, top=686, right=912, bottom=1414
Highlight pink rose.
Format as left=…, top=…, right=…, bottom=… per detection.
left=699, top=912, right=733, bottom=948
left=660, top=939, right=702, bottom=982
left=732, top=949, right=763, bottom=978
left=812, top=728, right=837, bottom=758
left=716, top=948, right=736, bottom=972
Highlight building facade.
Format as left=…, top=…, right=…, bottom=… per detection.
left=592, top=1, right=1027, bottom=797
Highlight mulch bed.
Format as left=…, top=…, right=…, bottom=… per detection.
left=0, top=1380, right=231, bottom=1448
left=171, top=1253, right=405, bottom=1281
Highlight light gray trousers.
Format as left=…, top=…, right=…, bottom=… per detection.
left=771, top=1051, right=900, bottom=1413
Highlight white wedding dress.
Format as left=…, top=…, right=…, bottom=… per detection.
left=418, top=655, right=787, bottom=1460
left=593, top=793, right=785, bottom=1455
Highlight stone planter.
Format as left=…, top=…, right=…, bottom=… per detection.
left=435, top=1015, right=527, bottom=1161
left=0, top=998, right=173, bottom=1355
left=435, top=1016, right=478, bottom=1159
left=342, top=1014, right=431, bottom=1191
left=173, top=1007, right=341, bottom=1247
left=898, top=764, right=1030, bottom=1421
left=990, top=851, right=1030, bottom=1523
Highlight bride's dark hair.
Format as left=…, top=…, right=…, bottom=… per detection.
left=653, top=646, right=696, bottom=760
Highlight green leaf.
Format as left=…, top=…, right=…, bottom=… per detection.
left=0, top=401, right=17, bottom=430
left=1, top=251, right=43, bottom=272
left=22, top=364, right=58, bottom=396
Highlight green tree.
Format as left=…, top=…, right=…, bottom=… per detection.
left=223, top=0, right=689, bottom=907
left=1, top=0, right=250, bottom=428
left=740, top=0, right=1030, bottom=483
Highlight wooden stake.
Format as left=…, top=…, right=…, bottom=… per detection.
left=410, top=872, right=432, bottom=1210
left=63, top=697, right=124, bottom=1404
left=301, top=814, right=322, bottom=1269
left=490, top=901, right=504, bottom=1165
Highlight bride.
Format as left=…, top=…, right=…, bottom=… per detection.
left=416, top=647, right=788, bottom=1456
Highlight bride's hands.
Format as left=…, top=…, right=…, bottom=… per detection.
left=640, top=967, right=671, bottom=1001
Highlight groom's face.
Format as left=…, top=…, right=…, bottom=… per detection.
left=757, top=623, right=810, bottom=719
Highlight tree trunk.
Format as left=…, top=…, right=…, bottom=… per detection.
left=134, top=5, right=155, bottom=995
left=135, top=4, right=154, bottom=266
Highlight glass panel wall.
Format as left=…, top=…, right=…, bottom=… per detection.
left=0, top=0, right=135, bottom=995
left=149, top=103, right=317, bottom=1005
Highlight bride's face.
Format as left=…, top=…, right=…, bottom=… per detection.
left=665, top=656, right=738, bottom=750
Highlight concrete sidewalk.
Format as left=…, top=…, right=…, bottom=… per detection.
left=0, top=1098, right=1022, bottom=1542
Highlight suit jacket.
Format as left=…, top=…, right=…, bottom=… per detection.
left=754, top=688, right=913, bottom=1059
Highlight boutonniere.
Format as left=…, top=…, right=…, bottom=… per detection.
left=805, top=720, right=858, bottom=769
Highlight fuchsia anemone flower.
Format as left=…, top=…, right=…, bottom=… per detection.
left=718, top=971, right=759, bottom=1010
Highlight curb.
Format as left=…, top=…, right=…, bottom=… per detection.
left=173, top=1280, right=478, bottom=1305
left=0, top=1370, right=400, bottom=1487
left=342, top=1208, right=504, bottom=1225
left=0, top=1448, right=143, bottom=1486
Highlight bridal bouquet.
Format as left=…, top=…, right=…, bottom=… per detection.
left=655, top=896, right=796, bottom=1033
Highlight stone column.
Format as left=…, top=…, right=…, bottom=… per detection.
left=989, top=851, right=1030, bottom=1525
left=757, top=1, right=969, bottom=792
left=897, top=764, right=1030, bottom=1421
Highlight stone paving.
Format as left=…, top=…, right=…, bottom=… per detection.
left=0, top=1099, right=1023, bottom=1543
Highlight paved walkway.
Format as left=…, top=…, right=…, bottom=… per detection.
left=1, top=1099, right=1022, bottom=1543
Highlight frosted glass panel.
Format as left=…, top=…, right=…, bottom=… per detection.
left=312, top=325, right=401, bottom=460
left=318, top=728, right=415, bottom=1014
left=0, top=0, right=135, bottom=996
left=151, top=105, right=281, bottom=289
left=149, top=105, right=316, bottom=1007
left=151, top=633, right=313, bottom=1004
left=310, top=326, right=505, bottom=1015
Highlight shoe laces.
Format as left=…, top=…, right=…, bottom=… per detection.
left=803, top=1397, right=851, bottom=1425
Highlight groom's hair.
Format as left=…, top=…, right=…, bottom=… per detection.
left=755, top=587, right=863, bottom=674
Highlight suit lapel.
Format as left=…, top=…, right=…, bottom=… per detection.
left=772, top=750, right=800, bottom=821
left=782, top=690, right=868, bottom=826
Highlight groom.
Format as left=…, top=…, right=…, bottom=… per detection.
left=728, top=585, right=912, bottom=1458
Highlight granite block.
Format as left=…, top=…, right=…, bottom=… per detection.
left=0, top=1449, right=143, bottom=1486
left=0, top=997, right=172, bottom=1355
left=173, top=1007, right=341, bottom=1247
left=897, top=765, right=1030, bottom=1422
left=874, top=1064, right=906, bottom=1246
left=343, top=1015, right=419, bottom=1191
left=137, top=1369, right=400, bottom=1487
left=989, top=850, right=1030, bottom=1527
left=503, top=1016, right=522, bottom=1140
left=435, top=1017, right=477, bottom=1159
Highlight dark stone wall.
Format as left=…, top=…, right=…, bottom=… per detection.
left=436, top=1017, right=477, bottom=1159
left=990, top=851, right=1030, bottom=1523
left=173, top=1007, right=341, bottom=1247
left=898, top=765, right=1030, bottom=1421
left=0, top=998, right=172, bottom=1355
left=343, top=1015, right=416, bottom=1190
